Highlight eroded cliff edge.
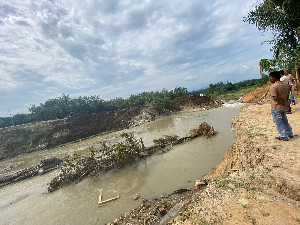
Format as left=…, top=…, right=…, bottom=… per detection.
left=172, top=103, right=300, bottom=224
left=113, top=103, right=300, bottom=225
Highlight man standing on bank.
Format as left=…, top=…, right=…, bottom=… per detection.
left=269, top=71, right=293, bottom=141
left=284, top=70, right=296, bottom=105
left=279, top=70, right=292, bottom=113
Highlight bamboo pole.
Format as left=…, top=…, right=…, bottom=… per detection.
left=98, top=191, right=119, bottom=207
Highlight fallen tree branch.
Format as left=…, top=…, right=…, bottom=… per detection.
left=47, top=123, right=216, bottom=192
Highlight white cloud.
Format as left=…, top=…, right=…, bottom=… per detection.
left=0, top=0, right=273, bottom=116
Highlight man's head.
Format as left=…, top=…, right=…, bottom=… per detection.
left=284, top=70, right=288, bottom=75
left=279, top=70, right=284, bottom=77
left=269, top=71, right=281, bottom=83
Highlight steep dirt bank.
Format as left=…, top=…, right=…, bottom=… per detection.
left=240, top=82, right=271, bottom=103
left=172, top=102, right=300, bottom=224
left=0, top=95, right=221, bottom=161
left=112, top=102, right=300, bottom=225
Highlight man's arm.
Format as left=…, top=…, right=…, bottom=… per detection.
left=270, top=85, right=289, bottom=107
left=271, top=96, right=290, bottom=107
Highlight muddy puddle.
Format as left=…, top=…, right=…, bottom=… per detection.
left=0, top=103, right=243, bottom=225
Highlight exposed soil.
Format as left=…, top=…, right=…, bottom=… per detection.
left=2, top=88, right=299, bottom=225
left=171, top=102, right=300, bottom=225
left=240, top=82, right=271, bottom=103
left=110, top=88, right=300, bottom=225
left=171, top=95, right=221, bottom=110
left=0, top=95, right=221, bottom=161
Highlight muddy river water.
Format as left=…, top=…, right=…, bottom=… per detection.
left=0, top=103, right=243, bottom=225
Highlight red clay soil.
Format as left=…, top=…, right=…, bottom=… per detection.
left=240, top=82, right=271, bottom=103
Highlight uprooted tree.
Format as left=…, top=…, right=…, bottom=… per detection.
left=245, top=0, right=300, bottom=86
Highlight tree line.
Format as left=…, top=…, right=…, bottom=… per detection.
left=0, top=87, right=187, bottom=128
left=1, top=77, right=267, bottom=129
left=189, top=78, right=264, bottom=97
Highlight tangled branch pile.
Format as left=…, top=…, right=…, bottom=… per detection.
left=190, top=122, right=216, bottom=137
left=0, top=157, right=62, bottom=187
left=48, top=123, right=216, bottom=192
left=48, top=133, right=143, bottom=192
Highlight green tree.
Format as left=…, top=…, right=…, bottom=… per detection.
left=259, top=58, right=287, bottom=83
left=12, top=114, right=27, bottom=125
left=1, top=87, right=188, bottom=127
left=245, top=0, right=300, bottom=85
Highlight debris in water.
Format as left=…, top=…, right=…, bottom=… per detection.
left=133, top=194, right=139, bottom=200
left=189, top=122, right=216, bottom=137
left=0, top=157, right=63, bottom=187
left=48, top=123, right=216, bottom=192
left=98, top=190, right=120, bottom=207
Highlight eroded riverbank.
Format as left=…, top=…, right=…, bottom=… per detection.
left=0, top=104, right=240, bottom=225
left=111, top=103, right=300, bottom=225
left=0, top=95, right=221, bottom=161
left=173, top=103, right=300, bottom=224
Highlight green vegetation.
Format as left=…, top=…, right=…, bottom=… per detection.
left=1, top=77, right=267, bottom=128
left=111, top=132, right=142, bottom=165
left=2, top=129, right=50, bottom=153
left=90, top=132, right=143, bottom=166
left=213, top=175, right=263, bottom=193
left=1, top=75, right=269, bottom=129
left=30, top=131, right=50, bottom=145
left=245, top=0, right=300, bottom=85
left=246, top=125, right=266, bottom=139
left=48, top=132, right=144, bottom=192
left=0, top=87, right=187, bottom=128
left=5, top=139, right=25, bottom=150
left=189, top=78, right=265, bottom=97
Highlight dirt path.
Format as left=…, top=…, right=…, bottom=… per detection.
left=170, top=102, right=300, bottom=224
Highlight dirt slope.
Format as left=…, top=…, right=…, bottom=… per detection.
left=240, top=82, right=271, bottom=103
left=113, top=100, right=300, bottom=225
left=171, top=102, right=300, bottom=224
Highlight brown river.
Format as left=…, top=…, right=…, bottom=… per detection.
left=0, top=103, right=243, bottom=225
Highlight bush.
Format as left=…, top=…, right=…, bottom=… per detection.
left=5, top=139, right=25, bottom=150
left=112, top=132, right=142, bottom=165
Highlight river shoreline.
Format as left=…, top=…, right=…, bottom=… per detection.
left=176, top=103, right=300, bottom=224
left=2, top=97, right=299, bottom=224
left=0, top=95, right=221, bottom=161
left=1, top=102, right=237, bottom=225
left=112, top=102, right=300, bottom=225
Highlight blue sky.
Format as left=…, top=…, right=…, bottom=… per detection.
left=0, top=0, right=272, bottom=117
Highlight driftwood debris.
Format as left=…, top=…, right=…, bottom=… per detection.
left=48, top=122, right=216, bottom=192
left=0, top=157, right=63, bottom=187
left=98, top=189, right=120, bottom=207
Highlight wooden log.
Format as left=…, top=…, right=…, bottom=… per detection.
left=98, top=191, right=120, bottom=207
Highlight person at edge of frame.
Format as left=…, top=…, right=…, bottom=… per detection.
left=284, top=70, right=296, bottom=105
left=279, top=70, right=292, bottom=114
left=269, top=71, right=293, bottom=141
